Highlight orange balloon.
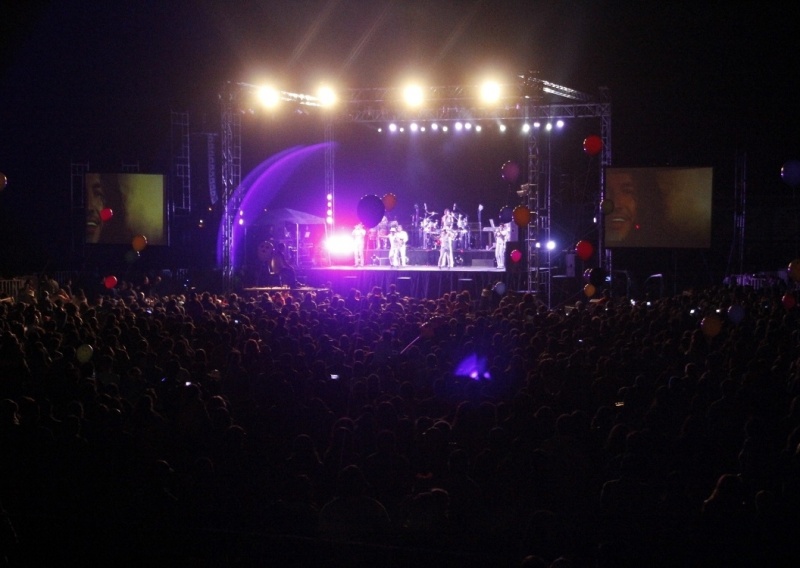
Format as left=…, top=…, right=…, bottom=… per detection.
left=131, top=234, right=148, bottom=252
left=701, top=314, right=722, bottom=337
left=583, top=283, right=596, bottom=298
left=789, top=259, right=800, bottom=283
left=513, top=205, right=531, bottom=227
left=382, top=193, right=397, bottom=211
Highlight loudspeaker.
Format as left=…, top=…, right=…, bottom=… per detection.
left=565, top=253, right=576, bottom=278
left=505, top=241, right=527, bottom=272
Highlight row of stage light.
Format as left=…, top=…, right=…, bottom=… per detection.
left=250, top=79, right=530, bottom=111
left=378, top=119, right=566, bottom=134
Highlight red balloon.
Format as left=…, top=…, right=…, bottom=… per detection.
left=510, top=249, right=523, bottom=263
left=382, top=193, right=397, bottom=211
left=104, top=275, right=118, bottom=289
left=575, top=240, right=594, bottom=261
left=782, top=293, right=796, bottom=311
left=100, top=207, right=114, bottom=222
left=583, top=135, right=602, bottom=157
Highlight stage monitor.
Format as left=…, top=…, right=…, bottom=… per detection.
left=604, top=166, right=712, bottom=249
left=85, top=173, right=166, bottom=245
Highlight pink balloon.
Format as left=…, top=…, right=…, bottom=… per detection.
left=510, top=249, right=523, bottom=263
left=501, top=161, right=520, bottom=183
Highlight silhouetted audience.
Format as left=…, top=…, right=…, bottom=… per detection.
left=1, top=275, right=799, bottom=565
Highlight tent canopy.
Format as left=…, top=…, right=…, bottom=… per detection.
left=253, top=208, right=326, bottom=226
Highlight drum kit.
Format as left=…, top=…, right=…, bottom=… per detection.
left=420, top=211, right=470, bottom=249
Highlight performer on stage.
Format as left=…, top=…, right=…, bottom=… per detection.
left=388, top=226, right=400, bottom=267
left=438, top=226, right=455, bottom=269
left=441, top=208, right=455, bottom=232
left=352, top=222, right=366, bottom=267
left=395, top=224, right=409, bottom=266
left=377, top=215, right=390, bottom=249
left=494, top=222, right=510, bottom=269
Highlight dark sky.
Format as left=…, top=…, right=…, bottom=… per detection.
left=1, top=1, right=798, bottom=275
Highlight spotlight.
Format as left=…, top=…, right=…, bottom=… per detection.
left=499, top=124, right=507, bottom=132
left=403, top=84, right=425, bottom=108
left=410, top=122, right=419, bottom=132
left=317, top=86, right=337, bottom=108
left=389, top=123, right=398, bottom=132
left=480, top=81, right=502, bottom=104
left=257, top=86, right=281, bottom=108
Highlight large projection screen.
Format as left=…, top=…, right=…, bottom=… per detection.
left=85, top=173, right=166, bottom=245
left=604, top=166, right=713, bottom=249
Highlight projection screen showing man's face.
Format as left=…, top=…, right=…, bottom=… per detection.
left=604, top=167, right=712, bottom=249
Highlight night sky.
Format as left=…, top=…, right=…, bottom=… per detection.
left=1, top=1, right=797, bottom=279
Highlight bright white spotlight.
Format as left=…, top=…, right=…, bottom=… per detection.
left=455, top=122, right=463, bottom=131
left=522, top=123, right=531, bottom=133
left=480, top=81, right=502, bottom=104
left=317, top=86, right=337, bottom=108
left=475, top=125, right=482, bottom=132
left=420, top=126, right=426, bottom=132
left=410, top=122, right=419, bottom=132
left=533, top=121, right=541, bottom=129
left=403, top=84, right=425, bottom=107
left=556, top=119, right=564, bottom=128
left=324, top=234, right=354, bottom=254
left=546, top=240, right=556, bottom=251
left=545, top=123, right=553, bottom=131
left=257, top=86, right=281, bottom=108
left=431, top=123, right=439, bottom=131
left=464, top=122, right=472, bottom=130
left=499, top=124, right=507, bottom=132
left=389, top=123, right=398, bottom=132
left=442, top=125, right=449, bottom=132
left=238, top=218, right=245, bottom=226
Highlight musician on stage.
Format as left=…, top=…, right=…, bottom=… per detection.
left=352, top=222, right=366, bottom=267
left=395, top=224, right=409, bottom=266
left=441, top=208, right=455, bottom=232
left=377, top=215, right=390, bottom=249
left=494, top=222, right=511, bottom=270
left=438, top=226, right=455, bottom=269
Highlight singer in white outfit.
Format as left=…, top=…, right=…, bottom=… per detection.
left=438, top=226, right=455, bottom=268
left=494, top=222, right=510, bottom=269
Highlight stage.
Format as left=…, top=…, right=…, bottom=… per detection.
left=286, top=247, right=538, bottom=300
left=240, top=245, right=580, bottom=303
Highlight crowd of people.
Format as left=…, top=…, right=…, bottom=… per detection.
left=1, top=272, right=799, bottom=566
